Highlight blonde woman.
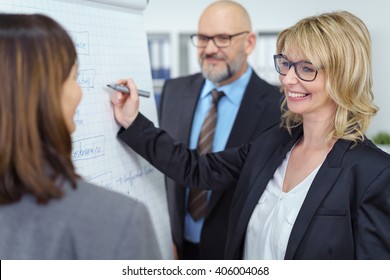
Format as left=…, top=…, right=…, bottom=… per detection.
left=111, top=11, right=390, bottom=259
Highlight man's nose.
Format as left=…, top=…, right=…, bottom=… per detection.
left=204, top=38, right=219, bottom=53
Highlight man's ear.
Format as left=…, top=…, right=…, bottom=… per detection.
left=244, top=31, right=257, bottom=55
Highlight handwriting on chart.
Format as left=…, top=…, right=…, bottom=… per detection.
left=70, top=31, right=89, bottom=55
left=77, top=69, right=96, bottom=90
left=72, top=135, right=105, bottom=161
left=116, top=165, right=155, bottom=187
left=70, top=31, right=96, bottom=91
left=74, top=109, right=84, bottom=127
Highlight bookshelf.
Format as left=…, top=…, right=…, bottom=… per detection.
left=252, top=32, right=280, bottom=86
left=147, top=33, right=171, bottom=104
left=178, top=32, right=200, bottom=76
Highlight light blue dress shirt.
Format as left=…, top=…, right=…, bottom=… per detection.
left=184, top=67, right=253, bottom=243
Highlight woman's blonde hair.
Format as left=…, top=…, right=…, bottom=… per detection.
left=276, top=11, right=378, bottom=142
left=0, top=14, right=79, bottom=204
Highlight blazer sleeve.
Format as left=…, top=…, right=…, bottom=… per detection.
left=118, top=113, right=248, bottom=191
left=357, top=165, right=390, bottom=259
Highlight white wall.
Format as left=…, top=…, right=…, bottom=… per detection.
left=144, top=0, right=390, bottom=137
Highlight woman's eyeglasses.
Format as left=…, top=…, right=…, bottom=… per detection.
left=273, top=54, right=320, bottom=82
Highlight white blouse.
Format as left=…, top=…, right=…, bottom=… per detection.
left=243, top=149, right=321, bottom=260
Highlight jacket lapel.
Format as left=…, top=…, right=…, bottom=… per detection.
left=226, top=72, right=277, bottom=147
left=176, top=75, right=205, bottom=144
left=227, top=128, right=303, bottom=259
left=284, top=139, right=351, bottom=259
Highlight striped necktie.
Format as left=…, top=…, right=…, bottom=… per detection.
left=188, top=89, right=224, bottom=221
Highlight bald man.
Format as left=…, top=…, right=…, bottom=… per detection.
left=158, top=0, right=282, bottom=259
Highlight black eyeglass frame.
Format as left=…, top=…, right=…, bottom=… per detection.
left=190, top=31, right=249, bottom=48
left=273, top=54, right=320, bottom=82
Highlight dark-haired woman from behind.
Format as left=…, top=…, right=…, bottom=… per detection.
left=0, top=13, right=161, bottom=260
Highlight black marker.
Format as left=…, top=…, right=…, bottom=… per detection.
left=107, top=84, right=151, bottom=98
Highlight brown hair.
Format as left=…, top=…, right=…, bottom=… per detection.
left=276, top=11, right=378, bottom=143
left=0, top=14, right=79, bottom=204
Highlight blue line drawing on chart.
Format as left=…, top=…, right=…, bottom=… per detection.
left=72, top=135, right=105, bottom=161
left=88, top=171, right=113, bottom=190
left=70, top=31, right=89, bottom=55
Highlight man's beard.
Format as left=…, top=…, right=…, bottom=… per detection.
left=199, top=52, right=244, bottom=84
left=200, top=55, right=231, bottom=83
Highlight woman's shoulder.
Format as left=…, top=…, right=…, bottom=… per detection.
left=52, top=179, right=151, bottom=229
left=0, top=179, right=159, bottom=259
left=60, top=180, right=160, bottom=259
left=342, top=138, right=390, bottom=172
left=69, top=179, right=148, bottom=217
left=351, top=139, right=390, bottom=162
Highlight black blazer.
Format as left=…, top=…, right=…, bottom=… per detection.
left=157, top=72, right=282, bottom=259
left=120, top=115, right=390, bottom=259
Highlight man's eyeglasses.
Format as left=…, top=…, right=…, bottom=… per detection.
left=190, top=31, right=249, bottom=48
left=273, top=54, right=320, bottom=82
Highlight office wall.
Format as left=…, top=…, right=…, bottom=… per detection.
left=144, top=0, right=390, bottom=137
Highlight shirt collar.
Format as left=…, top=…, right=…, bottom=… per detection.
left=201, top=66, right=252, bottom=106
